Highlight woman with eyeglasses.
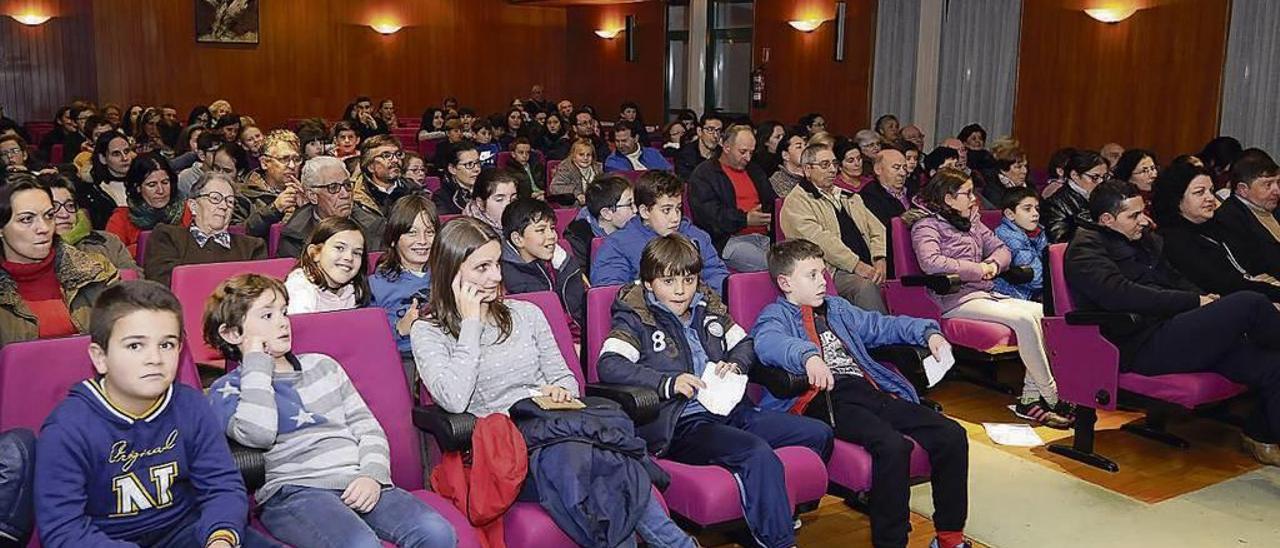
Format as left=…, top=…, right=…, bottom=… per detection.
left=106, top=154, right=192, bottom=256
left=143, top=171, right=266, bottom=286
left=978, top=138, right=1030, bottom=211
left=0, top=175, right=120, bottom=348
left=38, top=173, right=139, bottom=276
left=908, top=168, right=1074, bottom=429
left=1042, top=151, right=1108, bottom=243
left=83, top=132, right=135, bottom=229
left=435, top=142, right=482, bottom=215
left=234, top=130, right=304, bottom=233
left=1112, top=149, right=1159, bottom=213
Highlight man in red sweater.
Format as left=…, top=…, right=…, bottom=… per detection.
left=688, top=125, right=776, bottom=272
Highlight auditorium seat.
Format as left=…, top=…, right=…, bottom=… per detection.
left=724, top=271, right=933, bottom=496
left=228, top=308, right=483, bottom=548
left=118, top=268, right=138, bottom=281
left=495, top=149, right=544, bottom=171
left=49, top=143, right=63, bottom=164
left=135, top=230, right=150, bottom=263
left=553, top=207, right=578, bottom=236
left=775, top=197, right=785, bottom=240
left=883, top=217, right=1019, bottom=391
left=417, top=138, right=441, bottom=161
left=580, top=284, right=828, bottom=534
left=170, top=258, right=296, bottom=364
left=1041, top=243, right=1247, bottom=472
left=546, top=159, right=561, bottom=183
left=978, top=209, right=1003, bottom=230
left=267, top=222, right=283, bottom=257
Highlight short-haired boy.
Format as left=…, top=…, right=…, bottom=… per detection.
left=34, top=280, right=254, bottom=548
left=501, top=197, right=588, bottom=338
left=993, top=187, right=1048, bottom=301
left=205, top=274, right=457, bottom=547
left=752, top=240, right=970, bottom=548
left=591, top=171, right=732, bottom=294
left=598, top=235, right=833, bottom=548
left=564, top=174, right=635, bottom=272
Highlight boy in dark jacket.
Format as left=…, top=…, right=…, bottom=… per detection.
left=597, top=235, right=833, bottom=548
left=501, top=197, right=588, bottom=340
left=1066, top=180, right=1280, bottom=466
left=34, top=281, right=259, bottom=548
left=564, top=174, right=635, bottom=271
left=752, top=239, right=969, bottom=548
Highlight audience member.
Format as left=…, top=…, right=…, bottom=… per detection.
left=371, top=194, right=437, bottom=359
left=1212, top=148, right=1280, bottom=275
left=39, top=173, right=139, bottom=275
left=662, top=121, right=686, bottom=152
left=278, top=156, right=384, bottom=259
left=506, top=137, right=546, bottom=199
left=1065, top=180, right=1280, bottom=465
left=768, top=128, right=807, bottom=197
left=1043, top=150, right=1107, bottom=243
left=1112, top=148, right=1159, bottom=215
left=436, top=141, right=481, bottom=215
left=332, top=120, right=360, bottom=161
left=861, top=148, right=914, bottom=230
left=107, top=154, right=191, bottom=254
left=593, top=171, right=730, bottom=294
left=1039, top=147, right=1078, bottom=198
left=689, top=125, right=774, bottom=272
left=675, top=113, right=723, bottom=179
left=940, top=138, right=968, bottom=173
left=549, top=138, right=601, bottom=207
left=901, top=124, right=925, bottom=151
left=144, top=172, right=267, bottom=286
left=537, top=113, right=571, bottom=160
left=832, top=139, right=869, bottom=193
left=170, top=124, right=204, bottom=172
left=131, top=108, right=171, bottom=157
left=295, top=119, right=329, bottom=161
left=992, top=187, right=1047, bottom=301
left=979, top=138, right=1029, bottom=210
left=462, top=167, right=519, bottom=232
left=564, top=175, right=634, bottom=272
left=875, top=114, right=902, bottom=145
left=1201, top=137, right=1247, bottom=191
left=70, top=116, right=115, bottom=181
left=235, top=129, right=302, bottom=234
left=605, top=121, right=671, bottom=172
left=909, top=168, right=1071, bottom=427
left=472, top=119, right=501, bottom=167
left=1099, top=142, right=1125, bottom=172
left=1, top=134, right=54, bottom=177
left=800, top=112, right=827, bottom=137
left=854, top=129, right=883, bottom=169
left=351, top=134, right=412, bottom=218
left=212, top=113, right=241, bottom=145
left=177, top=133, right=236, bottom=197
left=36, top=106, right=76, bottom=162
left=500, top=198, right=587, bottom=338
left=284, top=216, right=370, bottom=314
left=751, top=120, right=785, bottom=176
left=417, top=108, right=447, bottom=142
left=569, top=109, right=610, bottom=162
left=84, top=132, right=135, bottom=229
left=348, top=96, right=389, bottom=139
left=957, top=124, right=993, bottom=171
left=527, top=84, right=551, bottom=115
left=753, top=239, right=969, bottom=548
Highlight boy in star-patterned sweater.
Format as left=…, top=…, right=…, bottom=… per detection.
left=205, top=274, right=457, bottom=547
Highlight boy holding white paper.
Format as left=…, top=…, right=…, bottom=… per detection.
left=752, top=239, right=971, bottom=548
left=597, top=234, right=833, bottom=548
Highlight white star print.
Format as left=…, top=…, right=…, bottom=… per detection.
left=216, top=384, right=240, bottom=399
left=292, top=409, right=316, bottom=427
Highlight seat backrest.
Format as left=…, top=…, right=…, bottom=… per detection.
left=171, top=258, right=297, bottom=363
left=890, top=217, right=924, bottom=277
left=417, top=139, right=440, bottom=160
left=268, top=223, right=283, bottom=257
left=554, top=207, right=578, bottom=235
left=496, top=151, right=514, bottom=170
left=227, top=225, right=246, bottom=236
left=1047, top=243, right=1075, bottom=315
left=367, top=251, right=383, bottom=274
left=135, top=230, right=151, bottom=264
left=507, top=291, right=587, bottom=391
left=423, top=175, right=442, bottom=194
left=439, top=213, right=461, bottom=227
left=50, top=143, right=64, bottom=164
left=979, top=209, right=1003, bottom=230
left=725, top=271, right=836, bottom=331
left=584, top=284, right=625, bottom=381
left=119, top=269, right=139, bottom=281
left=590, top=236, right=604, bottom=262
left=284, top=308, right=428, bottom=490
left=546, top=160, right=561, bottom=182
left=774, top=197, right=786, bottom=240
left=0, top=336, right=200, bottom=433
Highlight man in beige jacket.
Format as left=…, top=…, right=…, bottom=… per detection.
left=779, top=143, right=888, bottom=312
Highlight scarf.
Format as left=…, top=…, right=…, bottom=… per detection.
left=1025, top=225, right=1042, bottom=239
left=60, top=211, right=93, bottom=245
left=126, top=182, right=184, bottom=230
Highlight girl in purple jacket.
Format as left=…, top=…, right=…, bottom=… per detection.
left=908, top=168, right=1073, bottom=428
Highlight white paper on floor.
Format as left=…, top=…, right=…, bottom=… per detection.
left=696, top=365, right=747, bottom=416
left=982, top=422, right=1045, bottom=447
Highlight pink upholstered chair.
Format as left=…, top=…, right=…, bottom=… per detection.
left=267, top=223, right=283, bottom=257
left=170, top=258, right=296, bottom=364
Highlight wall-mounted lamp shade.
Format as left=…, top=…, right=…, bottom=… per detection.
left=1084, top=7, right=1138, bottom=23
left=594, top=28, right=621, bottom=39
left=788, top=19, right=824, bottom=32
left=11, top=13, right=52, bottom=25
left=371, top=22, right=402, bottom=34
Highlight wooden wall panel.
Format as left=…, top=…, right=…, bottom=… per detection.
left=0, top=0, right=97, bottom=125
left=564, top=1, right=665, bottom=125
left=87, top=0, right=567, bottom=130
left=751, top=0, right=877, bottom=136
left=1012, top=0, right=1230, bottom=168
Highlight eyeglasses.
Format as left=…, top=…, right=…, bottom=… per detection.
left=49, top=200, right=78, bottom=214
left=405, top=166, right=426, bottom=174
left=1135, top=166, right=1158, bottom=176
left=952, top=190, right=974, bottom=199
left=195, top=192, right=233, bottom=205
left=456, top=160, right=482, bottom=170
left=374, top=150, right=405, bottom=162
left=263, top=154, right=300, bottom=167
left=805, top=160, right=837, bottom=170
left=1083, top=171, right=1107, bottom=183
left=610, top=201, right=635, bottom=212
left=310, top=181, right=354, bottom=194
left=0, top=148, right=24, bottom=159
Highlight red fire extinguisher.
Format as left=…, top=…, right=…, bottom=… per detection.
left=751, top=65, right=767, bottom=109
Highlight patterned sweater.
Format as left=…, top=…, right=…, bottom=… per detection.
left=208, top=352, right=392, bottom=502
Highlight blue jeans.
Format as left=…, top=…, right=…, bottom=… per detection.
left=620, top=496, right=696, bottom=548
left=260, top=484, right=457, bottom=548
left=133, top=507, right=280, bottom=548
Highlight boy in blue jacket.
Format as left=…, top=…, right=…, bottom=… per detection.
left=591, top=170, right=731, bottom=294
left=34, top=281, right=262, bottom=548
left=597, top=234, right=833, bottom=548
left=993, top=187, right=1048, bottom=301
left=752, top=239, right=971, bottom=548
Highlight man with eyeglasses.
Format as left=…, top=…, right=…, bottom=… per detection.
left=234, top=130, right=304, bottom=234
left=1212, top=149, right=1280, bottom=276
left=0, top=134, right=55, bottom=177
left=62, top=105, right=97, bottom=156
left=352, top=134, right=412, bottom=217
left=688, top=124, right=774, bottom=272
left=571, top=109, right=610, bottom=162
left=177, top=133, right=234, bottom=197
left=675, top=113, right=724, bottom=179
left=603, top=121, right=670, bottom=173
left=277, top=156, right=385, bottom=259
left=780, top=144, right=889, bottom=312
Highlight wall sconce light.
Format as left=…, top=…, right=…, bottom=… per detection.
left=594, top=28, right=621, bottom=39
left=1084, top=7, right=1139, bottom=23
left=10, top=13, right=52, bottom=25
left=788, top=19, right=825, bottom=32
left=370, top=22, right=402, bottom=34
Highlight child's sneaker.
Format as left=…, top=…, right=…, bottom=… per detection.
left=1014, top=398, right=1073, bottom=429
left=1051, top=398, right=1078, bottom=420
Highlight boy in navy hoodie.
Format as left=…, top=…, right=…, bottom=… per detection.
left=752, top=239, right=970, bottom=548
left=597, top=235, right=832, bottom=548
left=34, top=281, right=255, bottom=548
left=501, top=197, right=588, bottom=340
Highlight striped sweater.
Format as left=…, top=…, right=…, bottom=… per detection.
left=208, top=352, right=392, bottom=502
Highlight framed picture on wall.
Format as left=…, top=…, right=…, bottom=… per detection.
left=196, top=0, right=260, bottom=44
